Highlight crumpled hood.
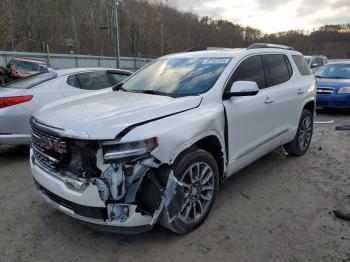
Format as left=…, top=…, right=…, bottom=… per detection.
left=33, top=91, right=202, bottom=140
left=316, top=78, right=350, bottom=90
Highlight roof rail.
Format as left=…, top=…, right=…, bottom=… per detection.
left=247, top=43, right=295, bottom=50
left=184, top=47, right=207, bottom=52
left=184, top=47, right=237, bottom=52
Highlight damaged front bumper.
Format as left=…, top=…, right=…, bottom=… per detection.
left=30, top=149, right=183, bottom=234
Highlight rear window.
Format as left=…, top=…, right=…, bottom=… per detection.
left=262, top=54, right=292, bottom=87
left=10, top=60, right=48, bottom=73
left=292, top=55, right=312, bottom=76
left=4, top=72, right=57, bottom=89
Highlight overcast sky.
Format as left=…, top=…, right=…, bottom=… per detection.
left=174, top=0, right=350, bottom=33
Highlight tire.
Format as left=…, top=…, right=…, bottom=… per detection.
left=159, top=148, right=219, bottom=234
left=284, top=109, right=314, bottom=156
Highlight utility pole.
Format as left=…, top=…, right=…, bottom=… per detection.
left=160, top=20, right=164, bottom=55
left=114, top=0, right=122, bottom=68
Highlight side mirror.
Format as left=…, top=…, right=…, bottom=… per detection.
left=226, top=81, right=259, bottom=98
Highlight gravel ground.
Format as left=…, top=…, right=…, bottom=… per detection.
left=0, top=110, right=349, bottom=262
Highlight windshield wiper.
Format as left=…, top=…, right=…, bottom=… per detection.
left=112, top=82, right=126, bottom=91
left=131, top=90, right=173, bottom=97
left=330, top=76, right=349, bottom=79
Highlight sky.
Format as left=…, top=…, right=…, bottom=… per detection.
left=174, top=0, right=350, bottom=33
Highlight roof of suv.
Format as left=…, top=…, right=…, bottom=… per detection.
left=164, top=47, right=301, bottom=59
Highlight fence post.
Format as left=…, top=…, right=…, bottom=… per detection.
left=75, top=56, right=79, bottom=67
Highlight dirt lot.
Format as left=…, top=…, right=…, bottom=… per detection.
left=0, top=110, right=349, bottom=262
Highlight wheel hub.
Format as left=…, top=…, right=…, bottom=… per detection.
left=179, top=162, right=215, bottom=223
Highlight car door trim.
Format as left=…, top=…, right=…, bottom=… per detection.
left=236, top=129, right=289, bottom=160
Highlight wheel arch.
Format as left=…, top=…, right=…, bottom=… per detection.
left=170, top=131, right=226, bottom=179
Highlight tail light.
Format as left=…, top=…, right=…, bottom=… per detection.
left=0, top=96, right=33, bottom=108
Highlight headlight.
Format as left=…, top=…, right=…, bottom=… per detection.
left=338, top=87, right=350, bottom=94
left=102, top=138, right=158, bottom=162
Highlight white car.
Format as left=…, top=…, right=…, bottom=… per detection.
left=0, top=68, right=131, bottom=145
left=304, top=55, right=328, bottom=73
left=30, top=43, right=316, bottom=234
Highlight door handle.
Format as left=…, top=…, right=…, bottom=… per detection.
left=297, top=89, right=304, bottom=95
left=264, top=97, right=274, bottom=104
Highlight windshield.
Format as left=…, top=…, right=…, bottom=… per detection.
left=315, top=64, right=350, bottom=79
left=4, top=72, right=57, bottom=89
left=122, top=57, right=231, bottom=97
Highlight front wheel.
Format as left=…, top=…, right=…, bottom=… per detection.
left=159, top=148, right=219, bottom=234
left=284, top=109, right=314, bottom=156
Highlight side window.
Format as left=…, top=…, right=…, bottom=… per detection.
left=107, top=72, right=130, bottom=85
left=311, top=58, right=323, bottom=67
left=77, top=71, right=110, bottom=90
left=316, top=58, right=324, bottom=66
left=262, top=54, right=291, bottom=87
left=227, top=55, right=266, bottom=92
left=67, top=75, right=80, bottom=88
left=292, top=55, right=312, bottom=76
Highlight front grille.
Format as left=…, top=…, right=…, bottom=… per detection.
left=31, top=126, right=67, bottom=172
left=317, top=88, right=334, bottom=95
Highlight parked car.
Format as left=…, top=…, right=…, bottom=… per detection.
left=30, top=43, right=316, bottom=234
left=304, top=55, right=328, bottom=73
left=7, top=57, right=51, bottom=78
left=315, top=62, right=350, bottom=109
left=0, top=68, right=132, bottom=145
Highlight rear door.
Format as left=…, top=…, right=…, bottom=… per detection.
left=59, top=71, right=112, bottom=97
left=261, top=54, right=304, bottom=148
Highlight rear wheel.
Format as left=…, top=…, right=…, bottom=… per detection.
left=284, top=109, right=313, bottom=156
left=159, top=148, right=219, bottom=234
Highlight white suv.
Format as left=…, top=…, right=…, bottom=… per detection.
left=30, top=43, right=316, bottom=234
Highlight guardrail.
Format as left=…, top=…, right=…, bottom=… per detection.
left=0, top=51, right=154, bottom=71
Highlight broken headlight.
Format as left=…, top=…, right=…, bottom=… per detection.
left=102, top=138, right=158, bottom=162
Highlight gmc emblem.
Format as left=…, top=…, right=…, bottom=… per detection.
left=39, top=136, right=67, bottom=154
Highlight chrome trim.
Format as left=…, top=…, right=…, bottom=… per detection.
left=32, top=144, right=59, bottom=163
left=31, top=117, right=90, bottom=139
left=236, top=129, right=290, bottom=160
left=317, top=88, right=334, bottom=95
left=31, top=150, right=89, bottom=193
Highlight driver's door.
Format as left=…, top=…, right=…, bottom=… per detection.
left=223, top=55, right=275, bottom=174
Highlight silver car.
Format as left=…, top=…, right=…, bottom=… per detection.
left=0, top=67, right=131, bottom=145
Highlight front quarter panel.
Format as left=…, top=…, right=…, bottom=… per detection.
left=120, top=102, right=226, bottom=165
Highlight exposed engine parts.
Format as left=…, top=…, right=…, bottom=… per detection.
left=62, top=147, right=185, bottom=225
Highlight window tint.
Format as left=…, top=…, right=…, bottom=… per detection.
left=4, top=72, right=57, bottom=89
left=67, top=75, right=80, bottom=88
left=292, top=55, right=312, bottom=76
left=227, top=55, right=266, bottom=91
left=262, top=54, right=291, bottom=87
left=77, top=71, right=110, bottom=90
left=107, top=72, right=129, bottom=85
